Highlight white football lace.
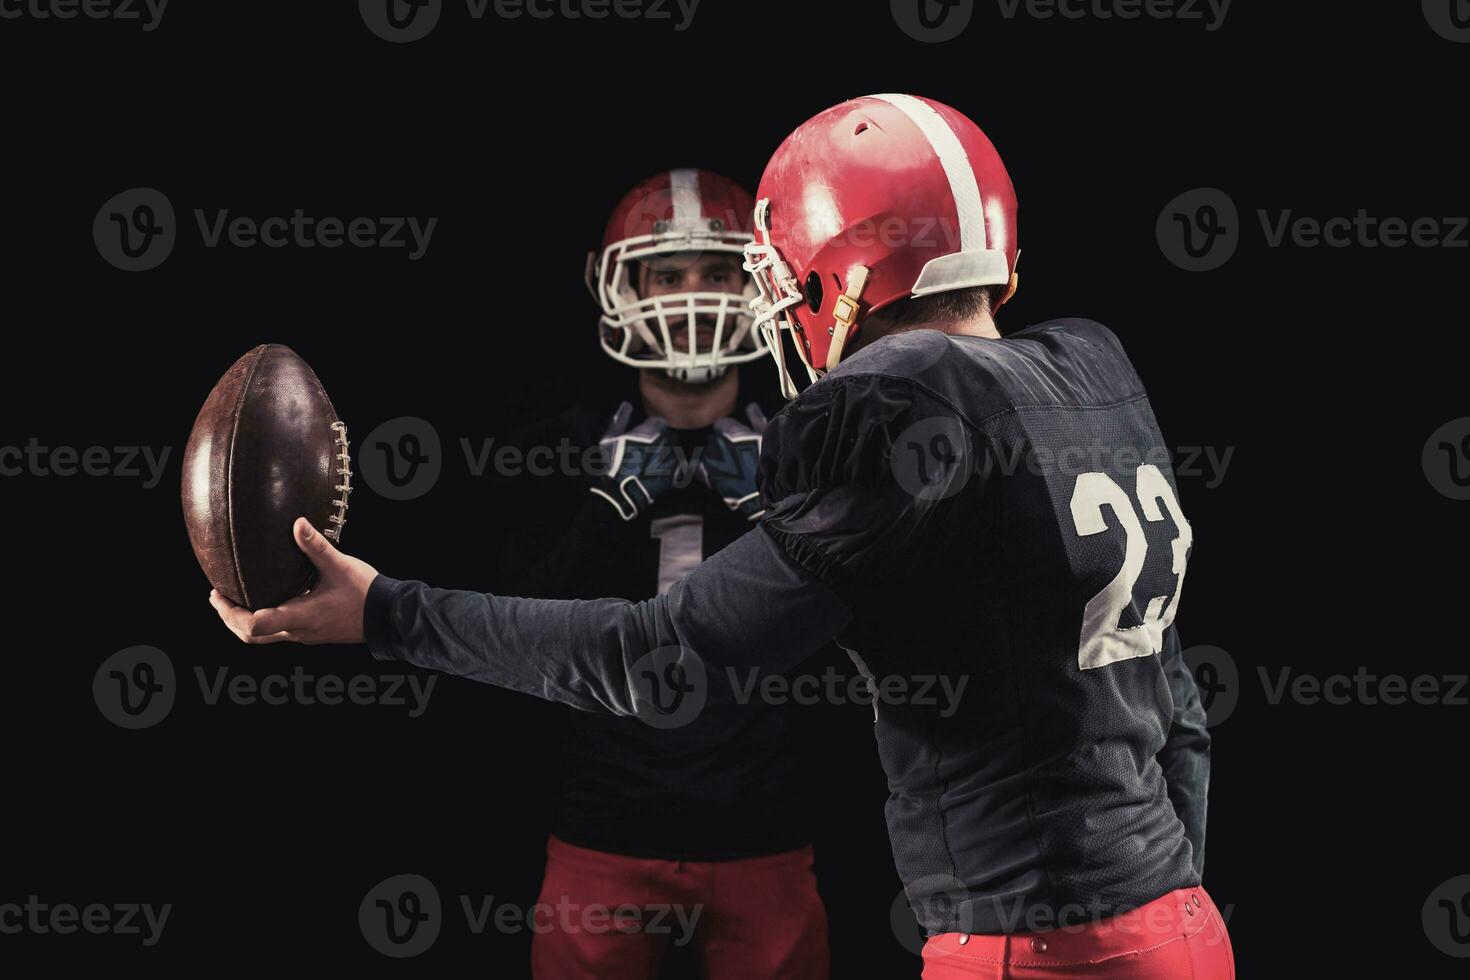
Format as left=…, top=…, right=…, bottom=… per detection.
left=324, top=421, right=352, bottom=542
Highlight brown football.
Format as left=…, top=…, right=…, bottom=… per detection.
left=182, top=345, right=351, bottom=610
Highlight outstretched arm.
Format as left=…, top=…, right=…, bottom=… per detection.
left=210, top=517, right=852, bottom=718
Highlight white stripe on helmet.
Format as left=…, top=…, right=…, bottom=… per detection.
left=868, top=94, right=984, bottom=252
left=669, top=168, right=702, bottom=228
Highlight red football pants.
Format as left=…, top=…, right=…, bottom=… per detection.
left=530, top=834, right=830, bottom=980
left=921, top=887, right=1234, bottom=979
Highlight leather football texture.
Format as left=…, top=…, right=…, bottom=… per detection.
left=182, top=344, right=350, bottom=610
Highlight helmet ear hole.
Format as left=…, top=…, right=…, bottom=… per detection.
left=804, top=271, right=825, bottom=314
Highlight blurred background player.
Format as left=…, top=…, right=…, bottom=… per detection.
left=497, top=169, right=830, bottom=980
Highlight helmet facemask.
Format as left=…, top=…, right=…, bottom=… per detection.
left=744, top=198, right=872, bottom=400
left=742, top=238, right=812, bottom=400
left=591, top=223, right=765, bottom=384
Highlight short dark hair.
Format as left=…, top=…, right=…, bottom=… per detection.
left=865, top=284, right=1002, bottom=333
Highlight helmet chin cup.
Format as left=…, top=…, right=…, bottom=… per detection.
left=666, top=362, right=726, bottom=385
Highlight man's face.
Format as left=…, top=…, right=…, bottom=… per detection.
left=636, top=251, right=746, bottom=354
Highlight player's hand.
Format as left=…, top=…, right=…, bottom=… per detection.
left=589, top=401, right=691, bottom=521
left=209, top=517, right=378, bottom=645
left=697, top=403, right=767, bottom=521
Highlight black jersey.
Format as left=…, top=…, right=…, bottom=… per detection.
left=757, top=320, right=1208, bottom=933
left=365, top=318, right=1210, bottom=934
left=492, top=403, right=812, bottom=861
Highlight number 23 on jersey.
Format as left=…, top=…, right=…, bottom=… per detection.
left=1069, top=464, right=1192, bottom=671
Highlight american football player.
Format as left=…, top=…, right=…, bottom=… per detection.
left=487, top=168, right=830, bottom=980
left=213, top=96, right=1234, bottom=979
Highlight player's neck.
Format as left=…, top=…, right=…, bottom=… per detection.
left=951, top=313, right=1002, bottom=339
left=924, top=311, right=1001, bottom=340
left=640, top=367, right=738, bottom=428
left=853, top=311, right=1001, bottom=355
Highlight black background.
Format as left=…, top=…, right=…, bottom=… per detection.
left=3, top=0, right=1468, bottom=975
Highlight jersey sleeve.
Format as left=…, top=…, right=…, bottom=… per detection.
left=757, top=373, right=971, bottom=598
left=1158, top=625, right=1211, bottom=877
left=362, top=526, right=853, bottom=718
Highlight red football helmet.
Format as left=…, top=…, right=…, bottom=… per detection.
left=588, top=169, right=765, bottom=384
left=744, top=94, right=1019, bottom=398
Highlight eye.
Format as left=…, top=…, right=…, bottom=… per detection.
left=654, top=271, right=681, bottom=288
left=804, top=272, right=824, bottom=314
